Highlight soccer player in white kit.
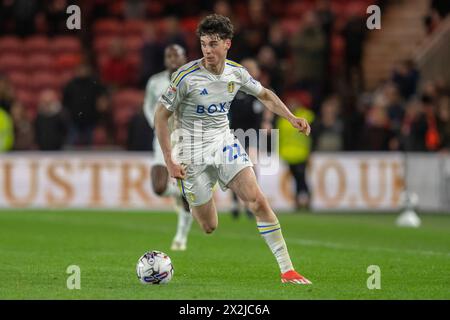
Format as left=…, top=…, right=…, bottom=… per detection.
left=154, top=15, right=312, bottom=284
left=143, top=44, right=193, bottom=251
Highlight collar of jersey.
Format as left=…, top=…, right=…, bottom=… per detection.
left=199, top=58, right=226, bottom=78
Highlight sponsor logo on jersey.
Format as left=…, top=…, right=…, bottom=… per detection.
left=199, top=88, right=208, bottom=95
left=196, top=101, right=231, bottom=114
left=227, top=81, right=235, bottom=93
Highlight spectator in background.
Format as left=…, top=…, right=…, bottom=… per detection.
left=0, top=106, right=13, bottom=152
left=423, top=8, right=441, bottom=35
left=312, top=95, right=344, bottom=151
left=215, top=0, right=245, bottom=61
left=342, top=10, right=366, bottom=93
left=401, top=98, right=426, bottom=151
left=63, top=63, right=108, bottom=146
left=437, top=95, right=450, bottom=151
left=391, top=60, right=420, bottom=100
left=381, top=82, right=405, bottom=134
left=360, top=104, right=397, bottom=151
left=13, top=0, right=39, bottom=36
left=139, top=23, right=165, bottom=87
left=290, top=11, right=327, bottom=111
left=163, top=16, right=187, bottom=51
left=402, top=94, right=442, bottom=152
left=101, top=38, right=134, bottom=88
left=267, top=22, right=289, bottom=61
left=257, top=46, right=284, bottom=94
left=124, top=0, right=147, bottom=20
left=0, top=0, right=15, bottom=35
left=315, top=0, right=334, bottom=88
left=239, top=0, right=269, bottom=58
left=34, top=89, right=69, bottom=150
left=45, top=0, right=69, bottom=36
left=277, top=97, right=315, bottom=210
left=0, top=75, right=15, bottom=113
left=127, top=109, right=154, bottom=151
left=93, top=93, right=115, bottom=146
left=9, top=102, right=34, bottom=150
left=431, top=0, right=450, bottom=18
left=421, top=94, right=441, bottom=151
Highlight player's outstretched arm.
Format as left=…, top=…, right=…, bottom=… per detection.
left=257, top=88, right=311, bottom=136
left=154, top=103, right=186, bottom=179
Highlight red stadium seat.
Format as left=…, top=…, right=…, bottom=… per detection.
left=26, top=53, right=55, bottom=72
left=0, top=36, right=23, bottom=55
left=8, top=71, right=29, bottom=90
left=284, top=90, right=312, bottom=109
left=0, top=54, right=26, bottom=73
left=93, top=19, right=122, bottom=36
left=112, top=89, right=144, bottom=112
left=112, top=89, right=145, bottom=142
left=285, top=2, right=308, bottom=18
left=58, top=70, right=75, bottom=87
left=124, top=36, right=144, bottom=53
left=54, top=53, right=81, bottom=72
left=280, top=18, right=301, bottom=36
left=180, top=18, right=199, bottom=33
left=51, top=36, right=82, bottom=55
left=93, top=36, right=115, bottom=53
left=15, top=89, right=37, bottom=111
left=123, top=20, right=146, bottom=36
left=29, top=72, right=60, bottom=92
left=24, top=36, right=50, bottom=54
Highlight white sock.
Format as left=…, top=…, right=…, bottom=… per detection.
left=257, top=221, right=294, bottom=273
left=174, top=206, right=193, bottom=243
left=162, top=180, right=180, bottom=197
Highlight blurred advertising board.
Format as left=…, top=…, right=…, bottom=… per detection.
left=0, top=152, right=448, bottom=212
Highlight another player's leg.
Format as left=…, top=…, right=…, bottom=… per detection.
left=171, top=196, right=193, bottom=251
left=227, top=167, right=312, bottom=284
left=150, top=165, right=193, bottom=251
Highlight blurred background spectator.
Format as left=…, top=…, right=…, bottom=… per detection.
left=34, top=89, right=69, bottom=151
left=0, top=106, right=14, bottom=152
left=277, top=96, right=315, bottom=209
left=62, top=63, right=108, bottom=147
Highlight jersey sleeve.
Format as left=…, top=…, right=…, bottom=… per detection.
left=239, top=67, right=263, bottom=97
left=158, top=73, right=188, bottom=112
left=143, top=78, right=157, bottom=127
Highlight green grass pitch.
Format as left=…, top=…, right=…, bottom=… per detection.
left=0, top=210, right=449, bottom=299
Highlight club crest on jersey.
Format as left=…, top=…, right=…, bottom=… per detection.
left=166, top=86, right=177, bottom=99
left=227, top=81, right=235, bottom=93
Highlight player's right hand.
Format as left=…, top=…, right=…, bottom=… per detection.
left=167, top=160, right=186, bottom=179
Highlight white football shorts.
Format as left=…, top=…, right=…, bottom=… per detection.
left=177, top=133, right=253, bottom=207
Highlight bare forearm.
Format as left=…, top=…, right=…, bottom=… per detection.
left=154, top=103, right=173, bottom=163
left=257, top=88, right=311, bottom=136
left=257, top=88, right=294, bottom=121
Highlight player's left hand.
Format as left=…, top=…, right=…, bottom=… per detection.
left=289, top=116, right=311, bottom=136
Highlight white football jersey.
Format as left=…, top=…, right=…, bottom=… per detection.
left=143, top=70, right=170, bottom=128
left=158, top=58, right=263, bottom=162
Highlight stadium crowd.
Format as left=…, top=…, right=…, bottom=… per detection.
left=0, top=0, right=449, bottom=154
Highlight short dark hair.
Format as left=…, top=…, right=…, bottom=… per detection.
left=196, top=14, right=234, bottom=40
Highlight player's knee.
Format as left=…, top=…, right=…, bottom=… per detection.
left=249, top=193, right=269, bottom=214
left=201, top=222, right=217, bottom=234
